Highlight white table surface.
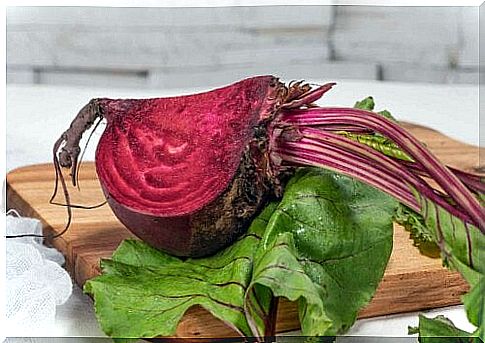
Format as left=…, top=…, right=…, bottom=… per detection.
left=5, top=79, right=479, bottom=340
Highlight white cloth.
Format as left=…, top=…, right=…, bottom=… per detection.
left=5, top=212, right=73, bottom=334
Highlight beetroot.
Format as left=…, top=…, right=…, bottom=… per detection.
left=98, top=76, right=291, bottom=256
left=54, top=76, right=289, bottom=256
left=52, top=75, right=484, bottom=257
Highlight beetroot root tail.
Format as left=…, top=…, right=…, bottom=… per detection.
left=47, top=99, right=106, bottom=240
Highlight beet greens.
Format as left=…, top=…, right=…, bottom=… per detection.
left=85, top=168, right=397, bottom=339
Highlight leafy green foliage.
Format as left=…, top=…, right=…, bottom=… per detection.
left=394, top=204, right=441, bottom=258
left=84, top=204, right=277, bottom=338
left=354, top=96, right=398, bottom=122
left=409, top=191, right=485, bottom=342
left=414, top=193, right=485, bottom=280
left=85, top=169, right=396, bottom=340
left=463, top=277, right=485, bottom=341
left=409, top=315, right=480, bottom=343
left=354, top=97, right=376, bottom=111
left=245, top=168, right=397, bottom=337
left=352, top=96, right=485, bottom=342
left=377, top=109, right=397, bottom=122
left=245, top=231, right=331, bottom=337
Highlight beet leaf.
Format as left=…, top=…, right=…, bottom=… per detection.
left=246, top=168, right=396, bottom=337
left=409, top=315, right=480, bottom=342
left=337, top=100, right=484, bottom=341
left=83, top=206, right=274, bottom=338
left=85, top=168, right=396, bottom=340
left=408, top=190, right=485, bottom=342
left=394, top=204, right=441, bottom=258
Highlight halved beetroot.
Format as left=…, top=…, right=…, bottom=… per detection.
left=53, top=76, right=292, bottom=256
left=95, top=76, right=287, bottom=256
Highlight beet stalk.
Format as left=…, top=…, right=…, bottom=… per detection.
left=52, top=76, right=484, bottom=257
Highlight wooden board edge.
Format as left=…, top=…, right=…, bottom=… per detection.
left=6, top=182, right=44, bottom=222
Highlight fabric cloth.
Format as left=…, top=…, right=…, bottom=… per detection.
left=6, top=212, right=73, bottom=333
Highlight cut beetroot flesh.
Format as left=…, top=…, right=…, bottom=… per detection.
left=96, top=76, right=276, bottom=217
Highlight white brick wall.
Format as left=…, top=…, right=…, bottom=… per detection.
left=6, top=6, right=479, bottom=88
left=332, top=6, right=478, bottom=83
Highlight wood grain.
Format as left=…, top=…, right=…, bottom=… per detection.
left=6, top=123, right=481, bottom=338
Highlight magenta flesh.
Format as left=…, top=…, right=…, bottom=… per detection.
left=97, top=76, right=276, bottom=216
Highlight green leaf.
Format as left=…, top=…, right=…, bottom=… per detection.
left=413, top=193, right=485, bottom=281
left=410, top=315, right=479, bottom=343
left=246, top=168, right=397, bottom=337
left=84, top=203, right=278, bottom=339
left=245, top=231, right=330, bottom=337
left=353, top=96, right=397, bottom=122
left=462, top=276, right=484, bottom=340
left=86, top=168, right=396, bottom=340
left=354, top=96, right=375, bottom=111
left=394, top=203, right=441, bottom=258
left=411, top=192, right=485, bottom=341
left=352, top=96, right=484, bottom=341
left=377, top=109, right=397, bottom=122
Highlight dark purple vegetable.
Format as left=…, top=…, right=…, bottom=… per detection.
left=53, top=76, right=484, bottom=257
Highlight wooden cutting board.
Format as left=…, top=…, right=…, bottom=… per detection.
left=6, top=123, right=481, bottom=338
